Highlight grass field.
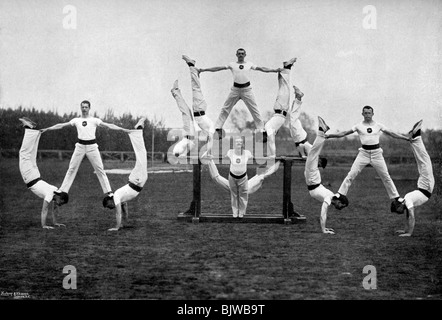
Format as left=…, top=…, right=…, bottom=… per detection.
left=0, top=157, right=441, bottom=301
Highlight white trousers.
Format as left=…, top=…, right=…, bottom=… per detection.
left=403, top=136, right=435, bottom=209
left=59, top=143, right=111, bottom=194
left=19, top=129, right=42, bottom=184
left=265, top=69, right=291, bottom=157
left=338, top=148, right=399, bottom=199
left=304, top=133, right=325, bottom=186
left=410, top=136, right=434, bottom=193
left=171, top=88, right=195, bottom=137
left=215, top=86, right=264, bottom=130
left=288, top=99, right=307, bottom=143
left=127, top=130, right=148, bottom=187
left=228, top=174, right=249, bottom=217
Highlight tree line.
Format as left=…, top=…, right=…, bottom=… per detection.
left=0, top=107, right=171, bottom=153
left=1, top=106, right=441, bottom=160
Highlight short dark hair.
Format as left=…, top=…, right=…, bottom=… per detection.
left=391, top=199, right=406, bottom=214
left=236, top=48, right=246, bottom=54
left=53, top=191, right=69, bottom=205
left=81, top=100, right=91, bottom=107
left=103, top=195, right=115, bottom=209
left=362, top=105, right=373, bottom=112
left=332, top=193, right=349, bottom=209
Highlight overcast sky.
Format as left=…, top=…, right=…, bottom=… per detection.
left=1, top=0, right=441, bottom=134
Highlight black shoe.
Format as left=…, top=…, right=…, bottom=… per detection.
left=215, top=128, right=224, bottom=140
left=409, top=120, right=423, bottom=139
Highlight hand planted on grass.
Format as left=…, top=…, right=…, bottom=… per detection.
left=108, top=227, right=120, bottom=231
left=323, top=228, right=335, bottom=234
left=43, top=225, right=54, bottom=229
left=399, top=233, right=412, bottom=237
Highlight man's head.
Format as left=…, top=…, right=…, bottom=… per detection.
left=331, top=193, right=349, bottom=210
left=236, top=48, right=246, bottom=61
left=362, top=106, right=374, bottom=122
left=103, top=195, right=115, bottom=209
left=234, top=136, right=245, bottom=149
left=391, top=198, right=407, bottom=215
left=53, top=192, right=69, bottom=206
left=80, top=100, right=91, bottom=116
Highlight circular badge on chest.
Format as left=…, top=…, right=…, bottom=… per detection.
left=236, top=158, right=241, bottom=164
left=239, top=65, right=244, bottom=70
left=367, top=128, right=372, bottom=133
left=82, top=121, right=87, bottom=127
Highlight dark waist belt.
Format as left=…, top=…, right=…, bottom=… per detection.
left=128, top=182, right=143, bottom=192
left=418, top=188, right=431, bottom=199
left=230, top=171, right=247, bottom=179
left=275, top=110, right=287, bottom=117
left=27, top=177, right=42, bottom=188
left=362, top=144, right=380, bottom=150
left=78, top=139, right=97, bottom=145
left=307, top=183, right=321, bottom=191
left=233, top=81, right=250, bottom=88
left=193, top=111, right=205, bottom=117
left=295, top=138, right=308, bottom=147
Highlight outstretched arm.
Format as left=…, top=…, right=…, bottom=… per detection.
left=41, top=201, right=53, bottom=229
left=40, top=122, right=71, bottom=133
left=320, top=202, right=335, bottom=234
left=399, top=207, right=415, bottom=237
left=198, top=66, right=229, bottom=73
left=254, top=66, right=283, bottom=73
left=100, top=122, right=131, bottom=133
left=51, top=205, right=66, bottom=227
left=108, top=203, right=123, bottom=231
left=326, top=129, right=354, bottom=139
left=382, top=128, right=410, bottom=141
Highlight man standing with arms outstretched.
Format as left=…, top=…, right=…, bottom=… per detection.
left=41, top=100, right=130, bottom=202
left=326, top=106, right=410, bottom=206
left=197, top=48, right=281, bottom=142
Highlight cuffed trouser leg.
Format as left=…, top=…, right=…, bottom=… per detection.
left=371, top=149, right=399, bottom=199
left=338, top=149, right=370, bottom=196
left=19, top=129, right=42, bottom=184
left=59, top=144, right=86, bottom=193
left=215, top=88, right=241, bottom=129
left=304, top=133, right=325, bottom=186
left=241, top=87, right=264, bottom=130
left=85, top=145, right=112, bottom=194
left=228, top=174, right=248, bottom=217
left=273, top=69, right=290, bottom=111
left=410, top=136, right=435, bottom=192
left=128, top=130, right=148, bottom=187
left=172, top=88, right=194, bottom=136
left=190, top=66, right=208, bottom=112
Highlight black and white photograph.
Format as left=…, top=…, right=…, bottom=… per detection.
left=0, top=0, right=441, bottom=309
